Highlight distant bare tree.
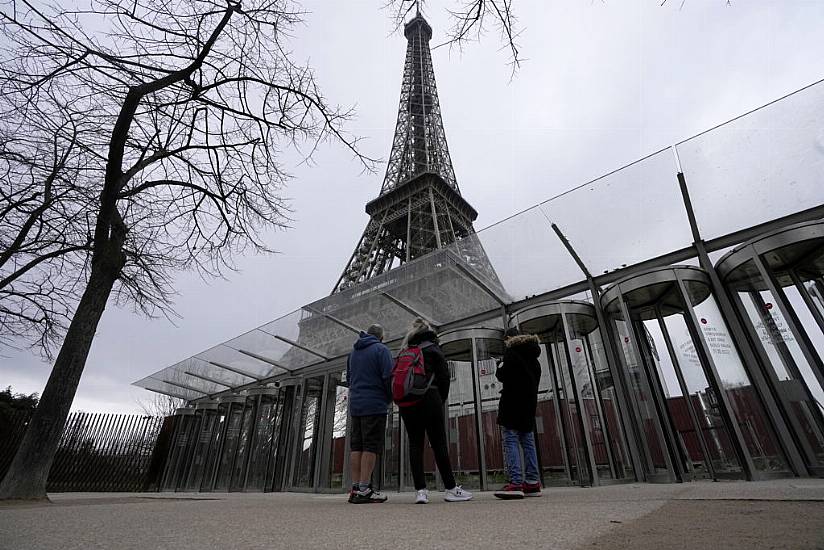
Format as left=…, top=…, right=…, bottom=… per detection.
left=0, top=0, right=373, bottom=500
left=136, top=393, right=184, bottom=418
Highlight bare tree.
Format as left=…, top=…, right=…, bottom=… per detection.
left=0, top=90, right=95, bottom=355
left=0, top=0, right=373, bottom=500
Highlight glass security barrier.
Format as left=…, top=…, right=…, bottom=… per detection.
left=717, top=219, right=824, bottom=476
left=212, top=397, right=248, bottom=491
left=317, top=373, right=348, bottom=492
left=601, top=266, right=791, bottom=483
left=439, top=328, right=505, bottom=491
left=184, top=403, right=218, bottom=491
left=511, top=301, right=635, bottom=487
left=241, top=391, right=282, bottom=492
left=291, top=376, right=324, bottom=489
left=160, top=408, right=199, bottom=491
left=200, top=401, right=229, bottom=491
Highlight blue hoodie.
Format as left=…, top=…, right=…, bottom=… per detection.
left=346, top=332, right=394, bottom=417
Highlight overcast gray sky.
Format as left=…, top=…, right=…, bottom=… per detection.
left=2, top=0, right=824, bottom=412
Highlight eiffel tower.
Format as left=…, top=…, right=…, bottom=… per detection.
left=332, top=12, right=497, bottom=294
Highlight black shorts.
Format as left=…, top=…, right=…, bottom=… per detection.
left=350, top=414, right=387, bottom=454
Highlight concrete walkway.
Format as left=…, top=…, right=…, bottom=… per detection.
left=1, top=480, right=823, bottom=549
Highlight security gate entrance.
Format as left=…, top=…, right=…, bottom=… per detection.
left=512, top=301, right=635, bottom=486
left=717, top=219, right=824, bottom=476
left=601, top=266, right=791, bottom=482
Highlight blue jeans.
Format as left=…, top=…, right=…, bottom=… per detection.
left=502, top=428, right=539, bottom=485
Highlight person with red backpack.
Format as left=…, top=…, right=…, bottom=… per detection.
left=395, top=318, right=473, bottom=504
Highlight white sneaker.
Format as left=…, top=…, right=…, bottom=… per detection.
left=415, top=489, right=429, bottom=504
left=444, top=485, right=473, bottom=502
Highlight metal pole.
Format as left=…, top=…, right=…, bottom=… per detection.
left=560, top=313, right=600, bottom=486
left=470, top=337, right=488, bottom=490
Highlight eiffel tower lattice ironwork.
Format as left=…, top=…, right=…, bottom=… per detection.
left=333, top=13, right=498, bottom=294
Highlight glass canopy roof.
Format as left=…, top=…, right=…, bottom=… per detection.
left=135, top=78, right=824, bottom=401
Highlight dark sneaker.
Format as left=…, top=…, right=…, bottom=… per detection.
left=351, top=487, right=388, bottom=504
left=493, top=483, right=524, bottom=500
left=523, top=482, right=543, bottom=497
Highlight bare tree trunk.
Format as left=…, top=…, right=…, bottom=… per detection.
left=0, top=253, right=122, bottom=500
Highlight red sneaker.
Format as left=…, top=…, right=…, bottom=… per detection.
left=523, top=482, right=543, bottom=497
left=493, top=483, right=524, bottom=500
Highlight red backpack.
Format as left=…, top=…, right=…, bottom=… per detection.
left=391, top=343, right=434, bottom=407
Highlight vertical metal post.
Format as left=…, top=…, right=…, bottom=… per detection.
left=470, top=337, right=488, bottom=490
left=581, top=334, right=618, bottom=480
left=406, top=197, right=413, bottom=262
left=429, top=187, right=443, bottom=249
left=790, top=270, right=824, bottom=336
left=560, top=314, right=600, bottom=486
left=544, top=342, right=573, bottom=484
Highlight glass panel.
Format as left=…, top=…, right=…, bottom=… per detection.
left=785, top=282, right=824, bottom=397
left=690, top=293, right=790, bottom=473
left=323, top=380, right=348, bottom=491
left=736, top=281, right=824, bottom=470
left=445, top=355, right=481, bottom=490
left=547, top=338, right=589, bottom=484
left=214, top=403, right=244, bottom=491
left=543, top=149, right=693, bottom=275
left=230, top=401, right=255, bottom=490
left=475, top=338, right=504, bottom=486
left=382, top=405, right=402, bottom=491
left=294, top=377, right=323, bottom=488
left=185, top=410, right=217, bottom=491
left=676, top=80, right=824, bottom=240
left=200, top=405, right=227, bottom=491
left=245, top=394, right=280, bottom=491
left=162, top=415, right=197, bottom=491
left=614, top=319, right=670, bottom=476
left=585, top=329, right=634, bottom=480
left=534, top=351, right=569, bottom=485
left=658, top=315, right=742, bottom=475
left=453, top=207, right=583, bottom=303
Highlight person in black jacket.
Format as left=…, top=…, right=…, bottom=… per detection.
left=398, top=318, right=473, bottom=504
left=493, top=327, right=543, bottom=500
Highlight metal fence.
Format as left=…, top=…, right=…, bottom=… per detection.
left=0, top=411, right=174, bottom=492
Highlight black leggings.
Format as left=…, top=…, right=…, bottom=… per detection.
left=399, top=390, right=457, bottom=490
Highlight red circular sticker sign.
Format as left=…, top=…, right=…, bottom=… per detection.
left=575, top=346, right=582, bottom=353
left=700, top=318, right=708, bottom=324
left=765, top=303, right=773, bottom=310
left=624, top=337, right=629, bottom=343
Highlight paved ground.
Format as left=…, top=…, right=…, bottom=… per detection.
left=1, top=480, right=823, bottom=549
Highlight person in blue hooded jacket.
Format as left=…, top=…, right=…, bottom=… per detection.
left=346, top=324, right=393, bottom=504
